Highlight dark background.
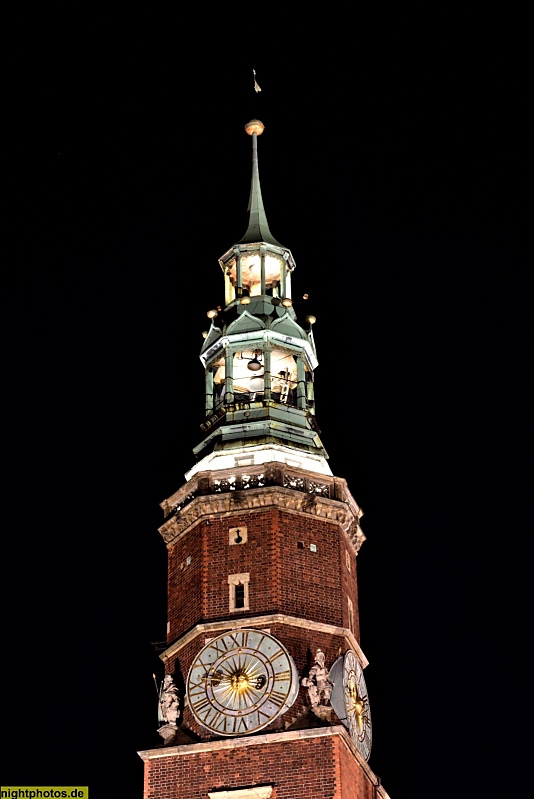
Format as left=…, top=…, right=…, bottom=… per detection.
left=1, top=28, right=531, bottom=799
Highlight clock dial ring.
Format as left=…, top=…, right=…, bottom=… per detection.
left=186, top=628, right=298, bottom=736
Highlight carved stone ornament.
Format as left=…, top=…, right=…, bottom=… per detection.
left=160, top=485, right=365, bottom=554
left=159, top=674, right=180, bottom=726
left=301, top=648, right=333, bottom=712
left=157, top=723, right=179, bottom=746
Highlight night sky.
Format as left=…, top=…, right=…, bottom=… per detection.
left=1, top=36, right=531, bottom=799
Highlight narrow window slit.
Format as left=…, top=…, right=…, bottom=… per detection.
left=235, top=583, right=245, bottom=609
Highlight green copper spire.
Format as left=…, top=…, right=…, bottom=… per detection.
left=239, top=119, right=284, bottom=247
left=188, top=117, right=330, bottom=480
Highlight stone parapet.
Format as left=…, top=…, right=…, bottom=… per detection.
left=159, top=462, right=365, bottom=554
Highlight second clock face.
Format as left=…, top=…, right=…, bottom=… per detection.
left=330, top=650, right=372, bottom=761
left=186, top=628, right=298, bottom=736
left=343, top=650, right=372, bottom=761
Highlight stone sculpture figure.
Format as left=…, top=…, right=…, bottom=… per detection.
left=159, top=674, right=180, bottom=726
left=301, top=648, right=333, bottom=708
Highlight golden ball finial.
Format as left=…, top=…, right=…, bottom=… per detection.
left=245, top=119, right=265, bottom=136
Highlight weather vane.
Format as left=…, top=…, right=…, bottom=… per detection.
left=253, top=69, right=261, bottom=93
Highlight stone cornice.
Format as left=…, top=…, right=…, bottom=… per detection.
left=159, top=463, right=365, bottom=555
left=138, top=725, right=390, bottom=798
left=138, top=725, right=345, bottom=761
left=159, top=613, right=368, bottom=669
left=202, top=331, right=317, bottom=370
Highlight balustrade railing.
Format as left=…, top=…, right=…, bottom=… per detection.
left=163, top=465, right=342, bottom=519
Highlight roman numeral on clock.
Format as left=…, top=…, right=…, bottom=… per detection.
left=268, top=689, right=287, bottom=709
left=231, top=715, right=248, bottom=733
left=229, top=630, right=250, bottom=649
left=190, top=695, right=211, bottom=713
left=205, top=709, right=224, bottom=729
left=211, top=637, right=232, bottom=657
left=275, top=670, right=291, bottom=681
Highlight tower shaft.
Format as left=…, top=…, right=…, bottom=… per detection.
left=138, top=120, right=391, bottom=798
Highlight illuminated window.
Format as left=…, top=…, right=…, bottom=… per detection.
left=345, top=550, right=351, bottom=572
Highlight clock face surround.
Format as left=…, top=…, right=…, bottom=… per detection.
left=186, top=628, right=298, bottom=736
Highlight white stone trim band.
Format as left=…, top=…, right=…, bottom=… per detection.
left=138, top=726, right=390, bottom=799
left=208, top=789, right=272, bottom=799
left=160, top=613, right=368, bottom=668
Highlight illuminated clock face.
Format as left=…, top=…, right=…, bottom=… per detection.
left=186, top=628, right=298, bottom=736
left=329, top=650, right=372, bottom=761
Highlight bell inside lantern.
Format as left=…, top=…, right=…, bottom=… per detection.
left=247, top=355, right=262, bottom=372
left=249, top=376, right=264, bottom=393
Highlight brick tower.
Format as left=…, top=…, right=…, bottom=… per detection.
left=138, top=119, right=391, bottom=799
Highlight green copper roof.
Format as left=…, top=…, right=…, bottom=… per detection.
left=238, top=128, right=284, bottom=248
